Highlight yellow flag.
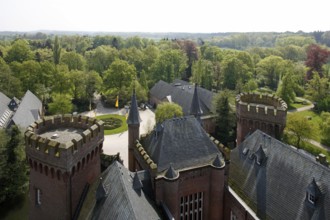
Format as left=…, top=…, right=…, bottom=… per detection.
left=115, top=95, right=119, bottom=108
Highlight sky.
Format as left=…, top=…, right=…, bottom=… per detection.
left=0, top=0, right=329, bottom=33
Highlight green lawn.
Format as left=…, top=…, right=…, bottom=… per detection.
left=96, top=114, right=128, bottom=135
left=288, top=97, right=311, bottom=110
left=289, top=110, right=322, bottom=142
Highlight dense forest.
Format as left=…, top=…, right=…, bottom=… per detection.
left=0, top=31, right=329, bottom=114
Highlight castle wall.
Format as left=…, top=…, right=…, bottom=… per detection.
left=25, top=114, right=104, bottom=220
left=236, top=93, right=287, bottom=145
left=155, top=166, right=225, bottom=220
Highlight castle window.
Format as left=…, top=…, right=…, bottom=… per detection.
left=180, top=192, right=203, bottom=220
left=36, top=188, right=41, bottom=206
left=230, top=210, right=237, bottom=220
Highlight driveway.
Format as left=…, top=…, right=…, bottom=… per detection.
left=83, top=101, right=155, bottom=168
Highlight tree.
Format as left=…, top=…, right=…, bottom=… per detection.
left=0, top=57, right=22, bottom=97
left=150, top=49, right=188, bottom=83
left=103, top=59, right=136, bottom=90
left=306, top=72, right=329, bottom=102
left=155, top=102, right=183, bottom=123
left=85, top=45, right=118, bottom=75
left=5, top=39, right=32, bottom=63
left=10, top=60, right=42, bottom=93
left=276, top=62, right=297, bottom=106
left=305, top=44, right=330, bottom=79
left=191, top=59, right=213, bottom=90
left=256, top=55, right=287, bottom=90
left=48, top=93, right=73, bottom=114
left=320, top=112, right=330, bottom=145
left=85, top=70, right=103, bottom=103
left=0, top=126, right=28, bottom=204
left=67, top=70, right=87, bottom=100
left=212, top=90, right=236, bottom=145
left=53, top=36, right=61, bottom=65
left=177, top=40, right=199, bottom=80
left=61, top=51, right=86, bottom=71
left=285, top=114, right=316, bottom=148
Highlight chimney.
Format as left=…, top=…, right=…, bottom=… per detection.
left=316, top=153, right=329, bottom=167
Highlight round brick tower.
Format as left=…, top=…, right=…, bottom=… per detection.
left=236, top=93, right=287, bottom=145
left=25, top=114, right=104, bottom=220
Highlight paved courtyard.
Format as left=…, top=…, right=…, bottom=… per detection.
left=83, top=101, right=155, bottom=168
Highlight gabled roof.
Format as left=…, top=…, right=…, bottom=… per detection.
left=127, top=90, right=141, bottom=125
left=230, top=130, right=330, bottom=220
left=150, top=80, right=214, bottom=116
left=87, top=161, right=161, bottom=220
left=142, top=116, right=223, bottom=173
left=12, top=90, right=42, bottom=129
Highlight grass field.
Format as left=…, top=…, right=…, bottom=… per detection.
left=96, top=114, right=128, bottom=135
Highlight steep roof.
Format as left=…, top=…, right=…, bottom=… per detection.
left=127, top=90, right=141, bottom=125
left=190, top=85, right=203, bottom=117
left=142, top=116, right=223, bottom=173
left=0, top=92, right=13, bottom=128
left=85, top=161, right=161, bottom=220
left=12, top=90, right=42, bottom=129
left=230, top=130, right=330, bottom=219
left=150, top=80, right=214, bottom=116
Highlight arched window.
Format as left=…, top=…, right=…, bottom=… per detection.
left=77, top=162, right=81, bottom=172
left=39, top=163, right=43, bottom=174
left=56, top=170, right=61, bottom=181
left=44, top=166, right=49, bottom=176
left=50, top=168, right=55, bottom=179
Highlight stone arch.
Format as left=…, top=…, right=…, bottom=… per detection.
left=34, top=161, right=38, bottom=171
left=87, top=154, right=90, bottom=164
left=44, top=166, right=49, bottom=176
left=72, top=166, right=75, bottom=176
left=50, top=168, right=55, bottom=179
left=39, top=163, right=43, bottom=174
left=29, top=158, right=33, bottom=168
left=82, top=158, right=85, bottom=169
left=56, top=170, right=62, bottom=181
left=77, top=162, right=81, bottom=172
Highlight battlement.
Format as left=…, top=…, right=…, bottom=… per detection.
left=236, top=93, right=287, bottom=123
left=25, top=114, right=104, bottom=170
left=135, top=140, right=157, bottom=170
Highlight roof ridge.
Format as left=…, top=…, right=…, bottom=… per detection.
left=115, top=162, right=138, bottom=220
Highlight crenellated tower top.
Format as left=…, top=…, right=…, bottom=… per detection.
left=236, top=92, right=287, bottom=145
left=25, top=114, right=104, bottom=172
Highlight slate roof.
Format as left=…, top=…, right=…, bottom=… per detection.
left=142, top=116, right=223, bottom=173
left=229, top=130, right=330, bottom=220
left=83, top=161, right=161, bottom=220
left=0, top=92, right=12, bottom=128
left=11, top=90, right=42, bottom=129
left=127, top=90, right=141, bottom=125
left=150, top=80, right=214, bottom=116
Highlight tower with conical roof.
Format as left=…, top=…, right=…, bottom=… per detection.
left=190, top=84, right=203, bottom=120
left=127, top=90, right=141, bottom=172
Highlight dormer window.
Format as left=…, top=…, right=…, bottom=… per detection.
left=307, top=193, right=315, bottom=205
left=242, top=148, right=249, bottom=155
left=305, top=178, right=322, bottom=207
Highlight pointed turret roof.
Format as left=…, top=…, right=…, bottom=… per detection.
left=212, top=154, right=224, bottom=168
left=133, top=171, right=143, bottom=191
left=127, top=90, right=141, bottom=125
left=165, top=164, right=179, bottom=179
left=190, top=84, right=203, bottom=117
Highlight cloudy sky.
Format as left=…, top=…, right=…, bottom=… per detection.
left=1, top=0, right=329, bottom=33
